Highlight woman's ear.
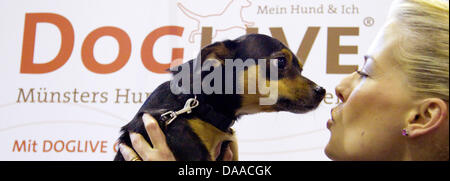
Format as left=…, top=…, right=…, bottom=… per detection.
left=407, top=98, right=448, bottom=138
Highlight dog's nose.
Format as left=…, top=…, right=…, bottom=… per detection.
left=314, top=86, right=326, bottom=97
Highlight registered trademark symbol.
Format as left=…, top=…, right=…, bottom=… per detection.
left=363, top=17, right=375, bottom=27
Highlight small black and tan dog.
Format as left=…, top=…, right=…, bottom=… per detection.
left=114, top=34, right=325, bottom=161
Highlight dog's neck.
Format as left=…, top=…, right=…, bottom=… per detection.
left=167, top=92, right=240, bottom=132
left=198, top=94, right=241, bottom=119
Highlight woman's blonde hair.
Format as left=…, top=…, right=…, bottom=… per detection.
left=390, top=0, right=449, bottom=102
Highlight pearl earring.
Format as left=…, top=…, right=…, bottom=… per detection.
left=401, top=128, right=409, bottom=136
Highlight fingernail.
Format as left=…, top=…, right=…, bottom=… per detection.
left=129, top=132, right=136, bottom=139
left=118, top=143, right=124, bottom=155
left=142, top=114, right=149, bottom=123
left=143, top=114, right=158, bottom=130
left=143, top=113, right=155, bottom=124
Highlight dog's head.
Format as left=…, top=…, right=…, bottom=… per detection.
left=170, top=34, right=325, bottom=116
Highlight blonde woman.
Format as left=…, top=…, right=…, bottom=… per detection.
left=325, top=0, right=449, bottom=161
left=119, top=0, right=449, bottom=161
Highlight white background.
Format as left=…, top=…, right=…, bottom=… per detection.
left=0, top=0, right=393, bottom=160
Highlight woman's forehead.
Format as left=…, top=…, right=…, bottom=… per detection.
left=367, top=20, right=398, bottom=57
left=365, top=21, right=403, bottom=71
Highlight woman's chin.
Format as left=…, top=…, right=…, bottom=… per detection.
left=324, top=141, right=342, bottom=161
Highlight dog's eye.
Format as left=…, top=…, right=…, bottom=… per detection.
left=272, top=57, right=287, bottom=69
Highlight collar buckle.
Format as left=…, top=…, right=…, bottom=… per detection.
left=161, top=96, right=199, bottom=127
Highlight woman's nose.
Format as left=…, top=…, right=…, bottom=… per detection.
left=334, top=73, right=355, bottom=103
left=335, top=86, right=345, bottom=103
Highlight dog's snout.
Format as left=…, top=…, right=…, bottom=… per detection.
left=314, top=86, right=326, bottom=97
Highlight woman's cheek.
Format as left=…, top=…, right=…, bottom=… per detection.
left=341, top=84, right=406, bottom=159
left=342, top=87, right=373, bottom=124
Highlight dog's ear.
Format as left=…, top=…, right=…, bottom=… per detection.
left=197, top=40, right=237, bottom=66
left=167, top=59, right=194, bottom=75
left=168, top=40, right=236, bottom=75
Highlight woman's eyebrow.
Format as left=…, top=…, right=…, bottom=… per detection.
left=362, top=55, right=383, bottom=74
left=363, top=55, right=377, bottom=67
left=363, top=55, right=371, bottom=64
left=361, top=55, right=370, bottom=68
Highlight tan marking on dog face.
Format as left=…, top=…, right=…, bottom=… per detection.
left=236, top=62, right=312, bottom=115
left=281, top=48, right=292, bottom=62
left=187, top=118, right=236, bottom=161
left=277, top=76, right=311, bottom=100
left=281, top=48, right=303, bottom=69
left=237, top=64, right=278, bottom=115
left=202, top=42, right=233, bottom=65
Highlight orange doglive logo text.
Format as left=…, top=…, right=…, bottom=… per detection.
left=20, top=13, right=359, bottom=75
left=21, top=13, right=184, bottom=74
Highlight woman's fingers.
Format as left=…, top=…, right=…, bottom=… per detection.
left=127, top=113, right=231, bottom=161
left=129, top=132, right=153, bottom=160
left=125, top=113, right=176, bottom=161
left=119, top=143, right=141, bottom=161
left=142, top=113, right=176, bottom=160
left=142, top=113, right=169, bottom=150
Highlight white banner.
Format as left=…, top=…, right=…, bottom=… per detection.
left=0, top=0, right=393, bottom=160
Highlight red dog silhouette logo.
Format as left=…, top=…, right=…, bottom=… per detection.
left=177, top=0, right=255, bottom=43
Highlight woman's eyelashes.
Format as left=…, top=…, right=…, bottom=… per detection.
left=355, top=66, right=370, bottom=78
left=356, top=70, right=369, bottom=78
left=356, top=57, right=371, bottom=78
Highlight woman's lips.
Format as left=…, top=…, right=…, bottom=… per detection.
left=327, top=108, right=336, bottom=129
left=214, top=141, right=223, bottom=160
left=327, top=119, right=333, bottom=129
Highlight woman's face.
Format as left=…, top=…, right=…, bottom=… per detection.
left=325, top=21, right=416, bottom=161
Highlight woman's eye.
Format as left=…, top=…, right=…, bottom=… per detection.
left=272, top=57, right=287, bottom=69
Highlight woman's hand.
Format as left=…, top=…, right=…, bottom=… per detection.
left=119, top=113, right=235, bottom=161
left=119, top=113, right=176, bottom=161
